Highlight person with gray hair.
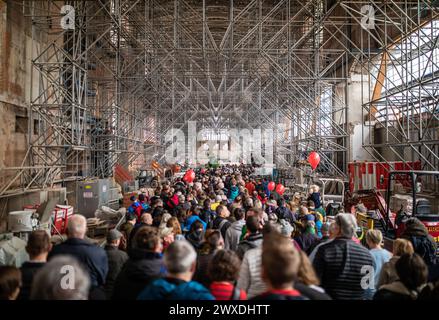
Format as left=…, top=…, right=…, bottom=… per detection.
left=48, top=214, right=108, bottom=300
left=30, top=255, right=90, bottom=300
left=137, top=240, right=214, bottom=300
left=312, top=213, right=374, bottom=300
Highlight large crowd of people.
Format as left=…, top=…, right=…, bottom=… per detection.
left=1, top=164, right=439, bottom=300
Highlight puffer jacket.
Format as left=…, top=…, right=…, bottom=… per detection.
left=137, top=277, right=214, bottom=300
left=236, top=233, right=263, bottom=259
left=237, top=247, right=266, bottom=299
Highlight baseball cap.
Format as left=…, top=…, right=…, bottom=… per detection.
left=107, top=229, right=123, bottom=242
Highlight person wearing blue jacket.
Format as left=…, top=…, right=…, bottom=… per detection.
left=228, top=179, right=240, bottom=202
left=262, top=178, right=270, bottom=197
left=183, top=207, right=207, bottom=232
left=137, top=240, right=214, bottom=300
left=127, top=195, right=140, bottom=214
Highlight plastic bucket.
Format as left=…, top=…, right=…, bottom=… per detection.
left=8, top=211, right=33, bottom=232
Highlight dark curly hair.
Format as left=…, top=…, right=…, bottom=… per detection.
left=208, top=250, right=241, bottom=282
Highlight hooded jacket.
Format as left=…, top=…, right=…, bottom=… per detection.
left=401, top=218, right=437, bottom=266
left=236, top=233, right=263, bottom=259
left=183, top=215, right=207, bottom=232
left=137, top=277, right=215, bottom=300
left=112, top=248, right=164, bottom=300
left=186, top=230, right=204, bottom=250
left=228, top=185, right=240, bottom=201
left=224, top=220, right=246, bottom=251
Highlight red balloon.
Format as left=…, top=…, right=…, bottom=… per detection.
left=268, top=181, right=275, bottom=191
left=183, top=169, right=195, bottom=183
left=308, top=151, right=321, bottom=170
left=275, top=184, right=285, bottom=195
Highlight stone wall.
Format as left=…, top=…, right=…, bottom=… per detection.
left=0, top=1, right=53, bottom=226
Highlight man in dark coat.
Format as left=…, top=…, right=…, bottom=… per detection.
left=212, top=205, right=232, bottom=239
left=18, top=230, right=51, bottom=300
left=112, top=226, right=164, bottom=300
left=49, top=214, right=108, bottom=300
left=275, top=199, right=296, bottom=224
left=119, top=212, right=137, bottom=242
left=104, top=229, right=128, bottom=299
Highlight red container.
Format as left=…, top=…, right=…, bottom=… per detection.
left=51, top=205, right=74, bottom=235
left=51, top=209, right=65, bottom=235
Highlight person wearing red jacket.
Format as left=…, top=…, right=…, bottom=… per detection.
left=245, top=180, right=255, bottom=195
left=135, top=193, right=150, bottom=220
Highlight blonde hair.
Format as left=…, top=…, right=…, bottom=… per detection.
left=366, top=229, right=383, bottom=245
left=254, top=200, right=263, bottom=209
left=393, top=238, right=414, bottom=256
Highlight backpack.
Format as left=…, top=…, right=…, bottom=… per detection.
left=128, top=202, right=139, bottom=214
left=218, top=218, right=229, bottom=231
left=411, top=236, right=438, bottom=266
left=201, top=209, right=216, bottom=229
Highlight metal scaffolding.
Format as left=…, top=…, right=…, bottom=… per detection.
left=0, top=0, right=438, bottom=198
left=341, top=1, right=439, bottom=171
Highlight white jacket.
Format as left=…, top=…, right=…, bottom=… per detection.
left=237, top=247, right=267, bottom=299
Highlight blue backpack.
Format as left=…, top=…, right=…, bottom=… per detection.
left=128, top=202, right=140, bottom=214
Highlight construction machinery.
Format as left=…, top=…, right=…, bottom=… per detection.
left=345, top=171, right=439, bottom=245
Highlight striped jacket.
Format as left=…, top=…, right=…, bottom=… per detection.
left=313, top=237, right=374, bottom=300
